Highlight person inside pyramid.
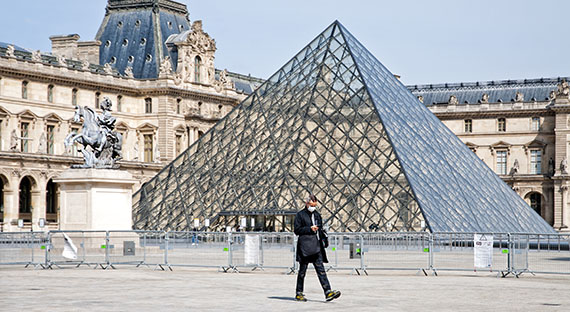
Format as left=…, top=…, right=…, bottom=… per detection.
left=294, top=194, right=341, bottom=302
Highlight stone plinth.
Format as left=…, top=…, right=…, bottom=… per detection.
left=54, top=169, right=137, bottom=231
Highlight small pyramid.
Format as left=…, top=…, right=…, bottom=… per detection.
left=133, top=21, right=554, bottom=234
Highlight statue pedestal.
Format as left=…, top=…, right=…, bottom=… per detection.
left=54, top=169, right=137, bottom=231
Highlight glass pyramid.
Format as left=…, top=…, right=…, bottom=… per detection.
left=133, top=21, right=555, bottom=234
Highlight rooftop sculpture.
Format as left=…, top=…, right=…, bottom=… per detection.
left=64, top=97, right=123, bottom=169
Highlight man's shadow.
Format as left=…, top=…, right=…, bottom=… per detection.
left=267, top=296, right=326, bottom=303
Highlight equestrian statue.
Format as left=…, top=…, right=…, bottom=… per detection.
left=64, top=97, right=123, bottom=169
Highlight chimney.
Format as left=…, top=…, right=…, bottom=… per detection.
left=50, top=34, right=80, bottom=59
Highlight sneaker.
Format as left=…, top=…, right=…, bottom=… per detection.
left=295, top=293, right=307, bottom=302
left=325, top=290, right=341, bottom=301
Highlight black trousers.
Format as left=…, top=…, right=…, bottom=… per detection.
left=296, top=252, right=331, bottom=294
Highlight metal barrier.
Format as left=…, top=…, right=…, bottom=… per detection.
left=2, top=230, right=570, bottom=277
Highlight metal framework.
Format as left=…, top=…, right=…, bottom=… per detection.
left=133, top=21, right=554, bottom=234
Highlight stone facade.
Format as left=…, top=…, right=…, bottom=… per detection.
left=412, top=78, right=570, bottom=232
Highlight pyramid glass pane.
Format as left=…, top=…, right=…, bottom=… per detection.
left=133, top=21, right=554, bottom=234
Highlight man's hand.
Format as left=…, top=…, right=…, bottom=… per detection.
left=311, top=225, right=319, bottom=232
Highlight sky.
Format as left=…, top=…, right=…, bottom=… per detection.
left=0, top=0, right=568, bottom=85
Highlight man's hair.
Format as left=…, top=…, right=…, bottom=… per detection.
left=305, top=194, right=317, bottom=204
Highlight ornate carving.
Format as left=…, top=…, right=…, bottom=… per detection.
left=159, top=56, right=173, bottom=78
left=561, top=186, right=569, bottom=192
left=103, top=63, right=113, bottom=75
left=6, top=44, right=15, bottom=57
left=550, top=90, right=556, bottom=100
left=214, top=69, right=235, bottom=92
left=57, top=54, right=67, bottom=67
left=31, top=50, right=42, bottom=62
left=187, top=20, right=216, bottom=54
left=81, top=60, right=90, bottom=71
left=448, top=95, right=458, bottom=105
left=556, top=79, right=570, bottom=100
left=480, top=93, right=489, bottom=104
left=124, top=66, right=134, bottom=78
left=515, top=92, right=524, bottom=102
left=10, top=129, right=32, bottom=152
left=416, top=95, right=424, bottom=103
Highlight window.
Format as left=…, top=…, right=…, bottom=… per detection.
left=194, top=56, right=201, bottom=83
left=20, top=122, right=29, bottom=153
left=498, top=118, right=506, bottom=132
left=47, top=125, right=55, bottom=154
left=145, top=98, right=152, bottom=114
left=176, top=134, right=182, bottom=155
left=117, top=95, right=122, bottom=112
left=46, top=179, right=57, bottom=222
left=47, top=85, right=54, bottom=103
left=496, top=150, right=507, bottom=175
left=464, top=119, right=472, bottom=133
left=95, top=91, right=101, bottom=108
left=72, top=88, right=78, bottom=106
left=530, top=150, right=542, bottom=174
left=19, top=177, right=32, bottom=222
left=22, top=81, right=28, bottom=99
left=176, top=98, right=181, bottom=114
left=143, top=134, right=153, bottom=162
left=531, top=117, right=540, bottom=131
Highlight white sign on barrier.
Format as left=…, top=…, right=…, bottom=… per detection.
left=244, top=234, right=260, bottom=265
left=474, top=234, right=493, bottom=268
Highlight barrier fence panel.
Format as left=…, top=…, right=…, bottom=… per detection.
left=107, top=231, right=165, bottom=268
left=431, top=232, right=509, bottom=273
left=328, top=233, right=364, bottom=272
left=258, top=233, right=295, bottom=271
left=519, top=234, right=570, bottom=275
left=167, top=232, right=230, bottom=269
left=48, top=231, right=107, bottom=268
left=362, top=232, right=431, bottom=272
left=0, top=232, right=47, bottom=267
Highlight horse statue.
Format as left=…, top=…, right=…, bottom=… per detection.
left=64, top=98, right=123, bottom=169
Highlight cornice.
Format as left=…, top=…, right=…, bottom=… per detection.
left=433, top=108, right=554, bottom=120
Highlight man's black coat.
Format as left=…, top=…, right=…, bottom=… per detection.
left=294, top=208, right=328, bottom=263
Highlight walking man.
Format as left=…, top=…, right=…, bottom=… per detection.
left=294, top=194, right=341, bottom=302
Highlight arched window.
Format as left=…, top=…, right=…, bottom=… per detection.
left=19, top=176, right=32, bottom=222
left=117, top=95, right=123, bottom=112
left=46, top=179, right=58, bottom=222
left=22, top=81, right=28, bottom=99
left=47, top=85, right=54, bottom=103
left=194, top=56, right=202, bottom=83
left=529, top=193, right=542, bottom=216
left=72, top=88, right=78, bottom=106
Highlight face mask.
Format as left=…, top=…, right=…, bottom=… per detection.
left=307, top=206, right=316, bottom=212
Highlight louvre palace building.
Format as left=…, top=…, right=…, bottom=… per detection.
left=0, top=0, right=568, bottom=232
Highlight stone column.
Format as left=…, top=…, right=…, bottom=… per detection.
left=563, top=185, right=570, bottom=231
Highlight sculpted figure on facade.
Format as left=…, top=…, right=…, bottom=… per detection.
left=550, top=90, right=556, bottom=100
left=159, top=56, right=173, bottom=77
left=103, top=63, right=113, bottom=75
left=509, top=159, right=519, bottom=176
left=81, top=60, right=90, bottom=71
left=214, top=69, right=235, bottom=92
left=557, top=79, right=570, bottom=100
left=561, top=157, right=569, bottom=175
left=31, top=50, right=42, bottom=62
left=10, top=129, right=19, bottom=151
left=57, top=54, right=67, bottom=67
left=6, top=44, right=15, bottom=57
left=480, top=93, right=489, bottom=104
left=515, top=92, right=524, bottom=102
left=64, top=97, right=123, bottom=169
left=37, top=132, right=47, bottom=153
left=124, top=66, right=134, bottom=78
left=448, top=95, right=458, bottom=105
left=416, top=95, right=424, bottom=103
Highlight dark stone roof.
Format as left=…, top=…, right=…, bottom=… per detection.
left=408, top=77, right=568, bottom=105
left=95, top=0, right=190, bottom=79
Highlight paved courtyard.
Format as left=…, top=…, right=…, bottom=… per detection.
left=1, top=267, right=569, bottom=311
